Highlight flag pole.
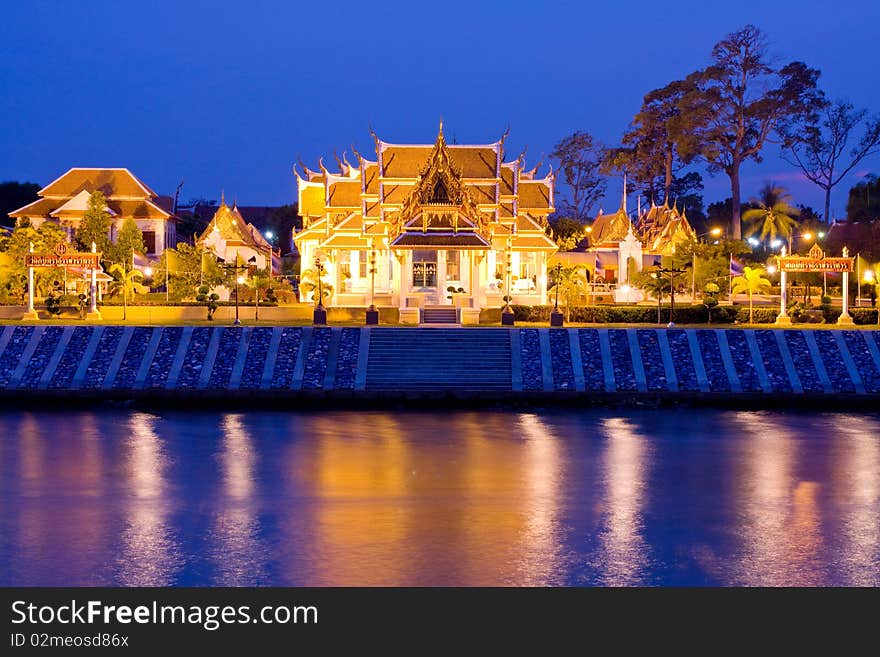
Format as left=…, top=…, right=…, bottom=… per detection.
left=856, top=253, right=861, bottom=306
left=728, top=254, right=732, bottom=304
left=165, top=250, right=170, bottom=303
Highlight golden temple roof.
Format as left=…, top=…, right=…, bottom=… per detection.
left=589, top=206, right=633, bottom=246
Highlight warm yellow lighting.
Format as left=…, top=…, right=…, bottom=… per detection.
left=144, top=266, right=153, bottom=277
left=585, top=226, right=593, bottom=233
left=818, top=231, right=826, bottom=239
left=620, top=284, right=631, bottom=292
left=865, top=270, right=876, bottom=283
left=710, top=227, right=722, bottom=237
left=802, top=232, right=813, bottom=241
left=237, top=276, right=245, bottom=285
left=767, top=265, right=777, bottom=275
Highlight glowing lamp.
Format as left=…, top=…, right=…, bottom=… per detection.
left=265, top=230, right=274, bottom=240
left=818, top=231, right=825, bottom=239
left=865, top=270, right=876, bottom=283
left=771, top=239, right=783, bottom=248
left=748, top=237, right=760, bottom=247
left=237, top=276, right=245, bottom=285
left=802, top=232, right=813, bottom=241
left=710, top=227, right=722, bottom=237
left=144, top=267, right=153, bottom=277
left=766, top=265, right=777, bottom=274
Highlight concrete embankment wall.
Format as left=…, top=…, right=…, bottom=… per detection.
left=0, top=325, right=878, bottom=406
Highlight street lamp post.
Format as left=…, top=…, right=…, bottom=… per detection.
left=313, top=256, right=327, bottom=325
left=501, top=238, right=515, bottom=326
left=234, top=275, right=243, bottom=325
left=550, top=262, right=564, bottom=327
left=220, top=262, right=248, bottom=325
left=366, top=245, right=379, bottom=325
left=691, top=227, right=723, bottom=301
left=655, top=258, right=688, bottom=327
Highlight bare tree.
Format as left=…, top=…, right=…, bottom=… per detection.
left=782, top=100, right=880, bottom=222
left=550, top=131, right=607, bottom=222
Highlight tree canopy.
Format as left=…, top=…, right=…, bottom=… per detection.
left=782, top=100, right=880, bottom=221
left=74, top=191, right=112, bottom=254
left=550, top=131, right=607, bottom=222
left=678, top=25, right=823, bottom=240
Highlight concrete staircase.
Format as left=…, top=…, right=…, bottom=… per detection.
left=365, top=328, right=512, bottom=391
left=422, top=306, right=458, bottom=324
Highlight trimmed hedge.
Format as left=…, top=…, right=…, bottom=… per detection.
left=511, top=304, right=739, bottom=324
left=508, top=304, right=879, bottom=325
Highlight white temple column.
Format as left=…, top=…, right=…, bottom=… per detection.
left=87, top=240, right=102, bottom=320
left=838, top=247, right=854, bottom=325
left=23, top=241, right=38, bottom=320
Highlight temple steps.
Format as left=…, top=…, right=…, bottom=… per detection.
left=365, top=328, right=512, bottom=390
left=421, top=306, right=458, bottom=324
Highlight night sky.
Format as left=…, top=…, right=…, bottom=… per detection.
left=2, top=0, right=878, bottom=217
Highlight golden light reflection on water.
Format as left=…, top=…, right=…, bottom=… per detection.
left=833, top=418, right=880, bottom=586
left=116, top=412, right=180, bottom=586
left=209, top=414, right=267, bottom=584
left=280, top=412, right=565, bottom=586
left=595, top=417, right=649, bottom=586
left=15, top=414, right=108, bottom=585
left=731, top=411, right=824, bottom=586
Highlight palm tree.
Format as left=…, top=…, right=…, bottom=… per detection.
left=548, top=266, right=589, bottom=321
left=731, top=266, right=772, bottom=324
left=299, top=268, right=333, bottom=306
left=742, top=183, right=800, bottom=249
left=247, top=269, right=271, bottom=321
left=109, top=263, right=145, bottom=321
left=635, top=270, right=672, bottom=324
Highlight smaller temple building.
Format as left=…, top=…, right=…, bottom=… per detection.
left=197, top=197, right=278, bottom=272
left=9, top=168, right=177, bottom=256
left=553, top=191, right=696, bottom=302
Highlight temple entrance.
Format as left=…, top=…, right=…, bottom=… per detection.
left=412, top=250, right=437, bottom=289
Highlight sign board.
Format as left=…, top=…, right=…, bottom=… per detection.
left=779, top=244, right=853, bottom=273
left=24, top=242, right=101, bottom=269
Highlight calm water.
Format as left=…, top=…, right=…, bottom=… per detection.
left=1, top=408, right=879, bottom=586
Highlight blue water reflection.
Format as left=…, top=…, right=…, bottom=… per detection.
left=0, top=409, right=878, bottom=586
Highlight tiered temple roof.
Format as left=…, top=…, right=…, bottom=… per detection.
left=295, top=124, right=558, bottom=253
left=587, top=194, right=695, bottom=255
left=198, top=197, right=273, bottom=251
left=635, top=199, right=696, bottom=255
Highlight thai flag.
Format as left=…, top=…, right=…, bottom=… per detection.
left=594, top=257, right=604, bottom=281
left=271, top=251, right=282, bottom=274
left=729, top=255, right=744, bottom=277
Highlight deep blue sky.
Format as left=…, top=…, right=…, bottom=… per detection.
left=2, top=0, right=878, bottom=217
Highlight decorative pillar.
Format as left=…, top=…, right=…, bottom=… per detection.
left=87, top=241, right=102, bottom=320
left=23, top=241, right=38, bottom=320
left=838, top=246, right=854, bottom=325
left=775, top=247, right=790, bottom=325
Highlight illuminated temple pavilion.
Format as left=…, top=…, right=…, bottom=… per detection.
left=294, top=124, right=557, bottom=321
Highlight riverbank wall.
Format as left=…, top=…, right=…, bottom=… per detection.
left=0, top=325, right=878, bottom=408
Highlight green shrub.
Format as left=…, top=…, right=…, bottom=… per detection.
left=735, top=307, right=777, bottom=324
left=509, top=304, right=740, bottom=324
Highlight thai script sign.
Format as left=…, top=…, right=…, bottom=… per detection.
left=780, top=258, right=853, bottom=273
left=24, top=242, right=100, bottom=269
left=779, top=244, right=853, bottom=273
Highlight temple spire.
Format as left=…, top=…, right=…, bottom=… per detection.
left=220, top=190, right=226, bottom=207
left=622, top=172, right=627, bottom=214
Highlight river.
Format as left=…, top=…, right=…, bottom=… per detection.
left=1, top=409, right=878, bottom=586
